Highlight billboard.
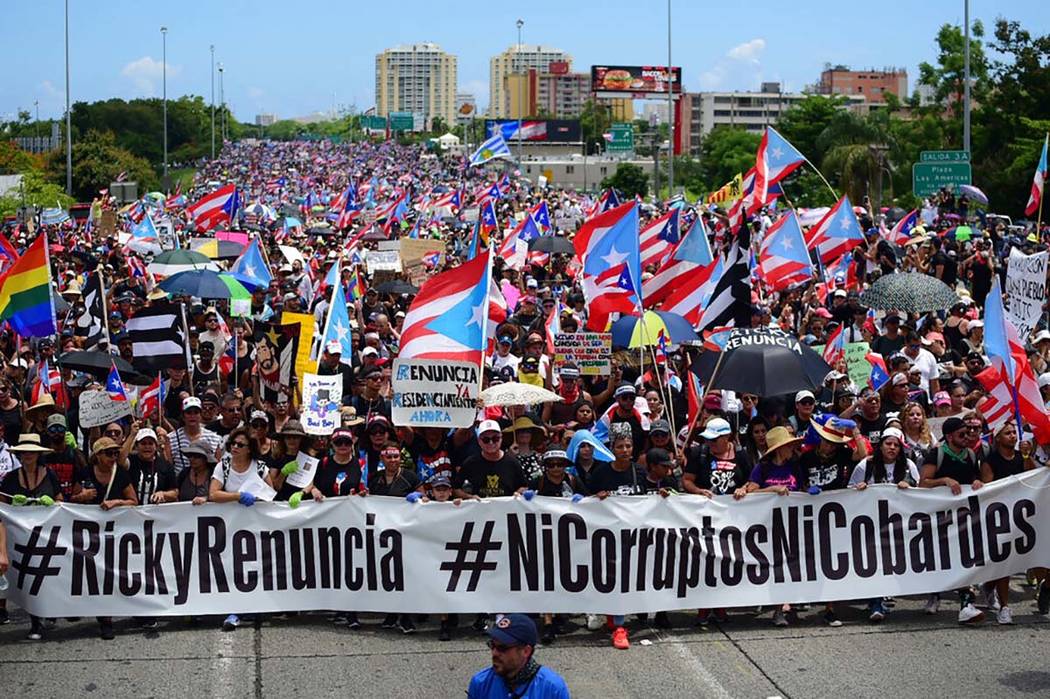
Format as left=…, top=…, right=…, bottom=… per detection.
left=590, top=65, right=681, bottom=95
left=485, top=119, right=582, bottom=143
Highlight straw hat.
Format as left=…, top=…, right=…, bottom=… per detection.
left=9, top=434, right=51, bottom=453
left=91, top=436, right=121, bottom=456
left=503, top=416, right=546, bottom=434
left=278, top=419, right=307, bottom=437
left=338, top=406, right=364, bottom=427
left=27, top=393, right=56, bottom=413
left=811, top=416, right=856, bottom=444
left=762, top=426, right=803, bottom=458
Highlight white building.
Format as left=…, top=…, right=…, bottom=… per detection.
left=688, top=84, right=865, bottom=140
left=375, top=43, right=458, bottom=125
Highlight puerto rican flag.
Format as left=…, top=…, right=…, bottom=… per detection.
left=805, top=195, right=865, bottom=265
left=975, top=365, right=1014, bottom=433
left=885, top=209, right=918, bottom=246
left=586, top=189, right=620, bottom=218
left=398, top=251, right=492, bottom=363
left=574, top=201, right=642, bottom=331
left=544, top=301, right=562, bottom=355
left=757, top=211, right=812, bottom=292
left=187, top=184, right=239, bottom=231
left=753, top=127, right=806, bottom=210
left=865, top=351, right=890, bottom=390
left=1025, top=134, right=1048, bottom=217
left=138, top=374, right=165, bottom=419
left=106, top=362, right=129, bottom=402
left=639, top=209, right=680, bottom=271
left=479, top=199, right=499, bottom=242
left=644, top=216, right=720, bottom=322
left=0, top=231, right=20, bottom=273
left=529, top=201, right=552, bottom=233
left=31, top=360, right=68, bottom=409
left=822, top=323, right=846, bottom=367
left=375, top=191, right=409, bottom=223
left=428, top=189, right=460, bottom=216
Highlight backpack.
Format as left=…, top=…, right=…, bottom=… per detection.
left=220, top=454, right=268, bottom=490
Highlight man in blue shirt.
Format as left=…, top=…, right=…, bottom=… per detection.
left=467, top=613, right=570, bottom=698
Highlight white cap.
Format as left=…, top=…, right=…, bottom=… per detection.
left=968, top=320, right=984, bottom=329
left=361, top=346, right=379, bottom=357
left=1038, top=373, right=1050, bottom=389
left=477, top=419, right=502, bottom=435
left=135, top=427, right=158, bottom=443
left=250, top=410, right=269, bottom=422
left=325, top=340, right=342, bottom=354
left=1034, top=329, right=1050, bottom=344
left=833, top=289, right=847, bottom=298
left=699, top=418, right=732, bottom=440
left=182, top=396, right=202, bottom=410
left=795, top=390, right=815, bottom=402
left=825, top=370, right=847, bottom=382
left=881, top=427, right=905, bottom=443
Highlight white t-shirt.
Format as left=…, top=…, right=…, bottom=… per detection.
left=848, top=457, right=920, bottom=487
left=212, top=456, right=267, bottom=493
left=904, top=348, right=939, bottom=394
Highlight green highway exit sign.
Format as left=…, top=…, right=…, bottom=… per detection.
left=920, top=150, right=970, bottom=163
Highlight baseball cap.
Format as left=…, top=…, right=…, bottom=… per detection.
left=331, top=428, right=354, bottom=442
left=497, top=335, right=513, bottom=346
left=361, top=346, right=379, bottom=357
left=46, top=414, right=67, bottom=430
left=488, top=613, right=538, bottom=647
left=703, top=393, right=723, bottom=410
left=922, top=332, right=945, bottom=345
left=250, top=410, right=269, bottom=423
left=650, top=419, right=671, bottom=435
left=542, top=449, right=570, bottom=464
left=814, top=308, right=833, bottom=319
left=933, top=391, right=951, bottom=407
left=1038, top=373, right=1050, bottom=389
left=477, top=419, right=502, bottom=436
left=614, top=383, right=637, bottom=398
left=795, top=390, right=815, bottom=403
left=892, top=373, right=909, bottom=386
left=941, top=416, right=967, bottom=436
left=325, top=340, right=343, bottom=354
left=700, top=417, right=732, bottom=440
left=833, top=289, right=847, bottom=298
left=1034, top=329, right=1050, bottom=344
left=558, top=363, right=580, bottom=379
left=825, top=370, right=848, bottom=382
left=183, top=396, right=202, bottom=411
left=429, top=473, right=452, bottom=488
left=135, top=427, right=158, bottom=443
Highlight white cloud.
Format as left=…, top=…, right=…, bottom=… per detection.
left=697, top=38, right=767, bottom=90
left=39, top=80, right=60, bottom=97
left=120, top=56, right=181, bottom=96
left=727, top=39, right=765, bottom=62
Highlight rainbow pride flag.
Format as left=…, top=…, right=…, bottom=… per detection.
left=0, top=236, right=55, bottom=337
left=349, top=268, right=366, bottom=302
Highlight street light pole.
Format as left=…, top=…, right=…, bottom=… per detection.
left=963, top=0, right=971, bottom=154
left=161, top=26, right=168, bottom=185
left=667, top=0, right=674, bottom=197
left=516, top=19, right=524, bottom=162
left=64, top=0, right=72, bottom=196
left=218, top=63, right=225, bottom=142
left=210, top=45, right=215, bottom=158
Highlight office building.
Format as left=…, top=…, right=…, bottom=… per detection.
left=255, top=113, right=277, bottom=127
left=490, top=45, right=571, bottom=119
left=375, top=42, right=458, bottom=125
left=816, top=66, right=908, bottom=104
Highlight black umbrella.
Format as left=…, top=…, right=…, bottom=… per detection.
left=695, top=327, right=831, bottom=397
left=375, top=280, right=419, bottom=295
left=307, top=225, right=336, bottom=236
left=860, top=272, right=958, bottom=314
left=528, top=236, right=574, bottom=254
left=361, top=227, right=389, bottom=241
left=57, top=350, right=153, bottom=385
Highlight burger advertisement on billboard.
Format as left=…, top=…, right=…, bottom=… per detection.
left=590, top=65, right=682, bottom=95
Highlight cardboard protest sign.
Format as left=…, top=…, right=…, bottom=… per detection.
left=365, top=250, right=402, bottom=273
left=391, top=359, right=479, bottom=428
left=78, top=389, right=133, bottom=428
left=553, top=333, right=612, bottom=375
left=400, top=238, right=445, bottom=268
left=301, top=373, right=342, bottom=435
left=1005, top=247, right=1047, bottom=341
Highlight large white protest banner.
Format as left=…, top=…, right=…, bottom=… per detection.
left=78, top=389, right=133, bottom=429
left=1005, top=247, right=1048, bottom=341
left=3, top=470, right=1049, bottom=617
left=300, top=373, right=342, bottom=435
left=391, top=359, right=479, bottom=428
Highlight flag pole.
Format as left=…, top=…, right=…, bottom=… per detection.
left=318, top=254, right=344, bottom=360
left=802, top=156, right=839, bottom=200
left=178, top=302, right=194, bottom=396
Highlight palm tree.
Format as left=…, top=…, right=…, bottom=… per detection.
left=818, top=110, right=899, bottom=205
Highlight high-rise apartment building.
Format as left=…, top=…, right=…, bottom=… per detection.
left=375, top=43, right=458, bottom=126
left=490, top=45, right=572, bottom=118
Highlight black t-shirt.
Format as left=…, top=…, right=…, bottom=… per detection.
left=1, top=467, right=61, bottom=500
left=588, top=462, right=647, bottom=496
left=640, top=474, right=679, bottom=494
left=856, top=414, right=887, bottom=444
left=206, top=419, right=240, bottom=438
left=799, top=444, right=854, bottom=490
left=923, top=446, right=980, bottom=484
left=312, top=456, right=364, bottom=497
left=684, top=445, right=752, bottom=495
left=407, top=433, right=454, bottom=483
left=74, top=465, right=134, bottom=504
left=610, top=411, right=647, bottom=458
left=985, top=450, right=1025, bottom=481
left=529, top=473, right=581, bottom=498
left=127, top=455, right=177, bottom=504
left=870, top=334, right=906, bottom=358
left=0, top=405, right=22, bottom=443
left=454, top=453, right=527, bottom=498
left=367, top=468, right=421, bottom=497
left=931, top=251, right=958, bottom=287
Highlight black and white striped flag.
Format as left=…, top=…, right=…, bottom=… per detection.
left=696, top=221, right=753, bottom=334
left=125, top=302, right=187, bottom=371
left=74, top=272, right=107, bottom=350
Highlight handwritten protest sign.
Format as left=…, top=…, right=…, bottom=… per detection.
left=554, top=333, right=612, bottom=375
left=1005, top=247, right=1047, bottom=341
left=400, top=238, right=445, bottom=268
left=365, top=250, right=402, bottom=273
left=301, top=373, right=342, bottom=435
left=810, top=341, right=869, bottom=390
left=78, top=389, right=132, bottom=428
left=391, top=359, right=479, bottom=428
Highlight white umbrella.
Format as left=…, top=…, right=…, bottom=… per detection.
left=480, top=383, right=562, bottom=407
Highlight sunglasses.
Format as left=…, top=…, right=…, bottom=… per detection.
left=231, top=441, right=249, bottom=449
left=332, top=439, right=353, bottom=447
left=742, top=395, right=758, bottom=402
left=479, top=435, right=501, bottom=444
left=487, top=640, right=518, bottom=653
left=100, top=448, right=120, bottom=457
left=798, top=399, right=815, bottom=405
left=105, top=429, right=122, bottom=437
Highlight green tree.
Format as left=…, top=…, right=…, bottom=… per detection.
left=775, top=95, right=850, bottom=163
left=697, top=127, right=760, bottom=193
left=0, top=140, right=43, bottom=175
left=602, top=162, right=649, bottom=199
left=580, top=100, right=612, bottom=155
left=57, top=130, right=156, bottom=200
left=0, top=169, right=73, bottom=218
left=918, top=21, right=991, bottom=119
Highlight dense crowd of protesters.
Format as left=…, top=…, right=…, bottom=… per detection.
left=1, top=140, right=1049, bottom=652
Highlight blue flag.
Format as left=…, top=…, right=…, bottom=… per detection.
left=469, top=132, right=511, bottom=167
left=229, top=239, right=272, bottom=291
left=321, top=280, right=355, bottom=365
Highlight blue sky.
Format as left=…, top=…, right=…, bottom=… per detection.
left=2, top=0, right=1046, bottom=122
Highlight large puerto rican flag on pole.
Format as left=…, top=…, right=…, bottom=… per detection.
left=574, top=201, right=642, bottom=331
left=1024, top=133, right=1048, bottom=217
left=805, top=195, right=865, bottom=265
left=753, top=126, right=805, bottom=212
left=187, top=184, right=239, bottom=231
left=758, top=211, right=813, bottom=291
left=398, top=251, right=492, bottom=363
left=639, top=208, right=680, bottom=271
